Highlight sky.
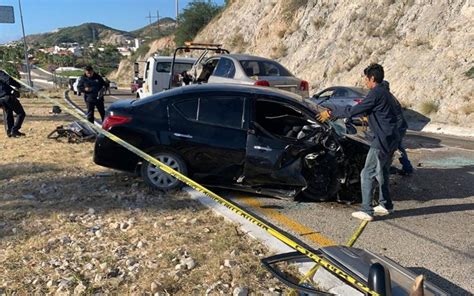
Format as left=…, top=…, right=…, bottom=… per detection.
left=0, top=0, right=225, bottom=44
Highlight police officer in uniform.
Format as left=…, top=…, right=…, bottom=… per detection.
left=0, top=69, right=26, bottom=137
left=77, top=65, right=106, bottom=123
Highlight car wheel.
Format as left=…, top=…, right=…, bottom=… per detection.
left=300, top=173, right=334, bottom=202
left=141, top=151, right=187, bottom=190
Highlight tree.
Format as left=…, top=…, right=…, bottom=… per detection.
left=174, top=0, right=222, bottom=46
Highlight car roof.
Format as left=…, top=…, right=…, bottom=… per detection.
left=153, top=56, right=197, bottom=63
left=138, top=83, right=307, bottom=107
left=317, top=86, right=369, bottom=95
left=206, top=54, right=276, bottom=63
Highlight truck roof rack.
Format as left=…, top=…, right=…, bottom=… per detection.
left=184, top=41, right=223, bottom=48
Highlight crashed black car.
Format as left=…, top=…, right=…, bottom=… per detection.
left=94, top=84, right=369, bottom=201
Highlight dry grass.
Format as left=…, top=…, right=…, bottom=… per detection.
left=0, top=95, right=293, bottom=294
left=282, top=0, right=309, bottom=23
left=312, top=17, right=325, bottom=30
left=277, top=29, right=287, bottom=38
left=461, top=103, right=474, bottom=115
left=420, top=100, right=439, bottom=115
left=271, top=44, right=288, bottom=59
left=229, top=33, right=248, bottom=52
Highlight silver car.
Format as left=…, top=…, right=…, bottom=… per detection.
left=311, top=86, right=369, bottom=115
left=191, top=54, right=309, bottom=98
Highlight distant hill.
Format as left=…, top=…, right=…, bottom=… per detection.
left=26, top=23, right=134, bottom=47
left=25, top=19, right=177, bottom=47
left=132, top=17, right=177, bottom=40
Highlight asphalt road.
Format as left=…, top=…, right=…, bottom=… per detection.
left=67, top=89, right=473, bottom=294
left=226, top=133, right=474, bottom=294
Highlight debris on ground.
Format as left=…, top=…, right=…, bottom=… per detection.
left=0, top=95, right=292, bottom=294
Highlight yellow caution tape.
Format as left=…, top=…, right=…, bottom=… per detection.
left=15, top=80, right=379, bottom=296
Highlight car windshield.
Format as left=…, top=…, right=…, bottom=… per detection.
left=239, top=60, right=293, bottom=77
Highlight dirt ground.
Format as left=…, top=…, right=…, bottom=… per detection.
left=0, top=95, right=292, bottom=295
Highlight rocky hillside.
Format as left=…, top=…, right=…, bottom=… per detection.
left=196, top=0, right=474, bottom=128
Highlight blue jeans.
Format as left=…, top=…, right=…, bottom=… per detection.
left=360, top=147, right=394, bottom=215
left=398, top=144, right=413, bottom=174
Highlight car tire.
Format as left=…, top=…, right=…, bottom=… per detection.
left=141, top=151, right=187, bottom=191
left=300, top=173, right=335, bottom=202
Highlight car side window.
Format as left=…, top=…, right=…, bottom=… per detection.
left=199, top=96, right=244, bottom=129
left=174, top=99, right=198, bottom=120
left=254, top=99, right=309, bottom=139
left=156, top=62, right=171, bottom=73
left=213, top=58, right=236, bottom=78
left=318, top=89, right=335, bottom=99
left=333, top=88, right=349, bottom=97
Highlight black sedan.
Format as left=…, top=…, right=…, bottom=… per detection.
left=94, top=84, right=368, bottom=201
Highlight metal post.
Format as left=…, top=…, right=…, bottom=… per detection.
left=175, top=0, right=179, bottom=24
left=18, top=0, right=32, bottom=87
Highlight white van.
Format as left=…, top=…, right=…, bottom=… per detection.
left=138, top=56, right=196, bottom=98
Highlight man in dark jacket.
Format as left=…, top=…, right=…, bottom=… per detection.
left=318, top=64, right=403, bottom=221
left=381, top=80, right=414, bottom=175
left=77, top=65, right=106, bottom=123
left=0, top=69, right=26, bottom=137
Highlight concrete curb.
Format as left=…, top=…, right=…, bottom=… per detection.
left=419, top=123, right=474, bottom=138
left=185, top=188, right=362, bottom=295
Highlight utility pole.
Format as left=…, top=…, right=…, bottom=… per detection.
left=145, top=11, right=159, bottom=26
left=18, top=0, right=32, bottom=87
left=146, top=11, right=153, bottom=25
left=175, top=0, right=179, bottom=25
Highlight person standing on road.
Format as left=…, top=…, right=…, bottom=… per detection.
left=77, top=65, right=106, bottom=123
left=103, top=77, right=111, bottom=95
left=317, top=64, right=403, bottom=221
left=0, top=69, right=27, bottom=137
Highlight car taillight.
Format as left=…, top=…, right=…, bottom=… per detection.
left=254, top=80, right=270, bottom=87
left=300, top=80, right=309, bottom=91
left=353, top=98, right=363, bottom=104
left=102, top=115, right=132, bottom=131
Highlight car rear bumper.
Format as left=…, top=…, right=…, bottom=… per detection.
left=93, top=134, right=140, bottom=172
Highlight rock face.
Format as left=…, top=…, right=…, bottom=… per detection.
left=195, top=0, right=473, bottom=127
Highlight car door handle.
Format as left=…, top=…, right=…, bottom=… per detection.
left=173, top=133, right=193, bottom=139
left=254, top=145, right=272, bottom=152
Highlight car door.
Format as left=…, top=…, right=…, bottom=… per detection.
left=242, top=97, right=308, bottom=187
left=168, top=93, right=249, bottom=183
left=207, top=57, right=237, bottom=83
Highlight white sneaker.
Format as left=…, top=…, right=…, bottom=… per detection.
left=373, top=205, right=394, bottom=216
left=351, top=211, right=374, bottom=221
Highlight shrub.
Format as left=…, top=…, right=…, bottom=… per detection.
left=229, top=33, right=245, bottom=48
left=466, top=66, right=474, bottom=79
left=282, top=0, right=309, bottom=22
left=174, top=1, right=223, bottom=46
left=277, top=29, right=287, bottom=38
left=271, top=44, right=288, bottom=59
left=461, top=103, right=474, bottom=115
left=420, top=100, right=439, bottom=115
